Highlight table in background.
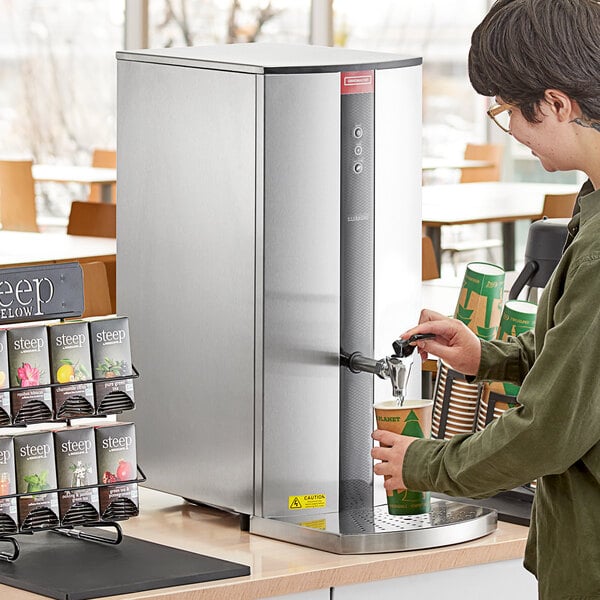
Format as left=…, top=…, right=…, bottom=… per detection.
left=0, top=230, right=115, bottom=266
left=422, top=182, right=579, bottom=271
left=422, top=158, right=494, bottom=172
left=0, top=230, right=117, bottom=311
left=32, top=164, right=117, bottom=204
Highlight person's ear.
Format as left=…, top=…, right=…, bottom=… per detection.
left=543, top=89, right=576, bottom=123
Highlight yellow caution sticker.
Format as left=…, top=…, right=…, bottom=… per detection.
left=300, top=519, right=326, bottom=530
left=288, top=494, right=326, bottom=510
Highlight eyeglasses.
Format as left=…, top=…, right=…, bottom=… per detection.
left=487, top=103, right=512, bottom=133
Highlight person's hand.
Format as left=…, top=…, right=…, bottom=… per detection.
left=401, top=309, right=482, bottom=376
left=371, top=430, right=416, bottom=491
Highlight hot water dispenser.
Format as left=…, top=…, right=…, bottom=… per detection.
left=116, top=43, right=496, bottom=553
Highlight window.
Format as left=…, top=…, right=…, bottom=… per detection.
left=0, top=0, right=123, bottom=218
left=333, top=0, right=489, bottom=161
left=147, top=1, right=311, bottom=47
left=0, top=1, right=122, bottom=163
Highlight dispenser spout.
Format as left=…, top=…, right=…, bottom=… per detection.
left=343, top=333, right=435, bottom=405
left=385, top=355, right=410, bottom=405
left=345, top=351, right=410, bottom=405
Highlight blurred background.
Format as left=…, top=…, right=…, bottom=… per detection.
left=0, top=0, right=580, bottom=244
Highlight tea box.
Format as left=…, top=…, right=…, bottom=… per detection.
left=54, top=426, right=100, bottom=525
left=8, top=325, right=52, bottom=424
left=89, top=317, right=135, bottom=413
left=48, top=321, right=94, bottom=418
left=95, top=422, right=138, bottom=519
left=0, top=436, right=18, bottom=533
left=13, top=430, right=59, bottom=530
left=0, top=330, right=11, bottom=425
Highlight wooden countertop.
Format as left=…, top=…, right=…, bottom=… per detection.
left=0, top=487, right=528, bottom=600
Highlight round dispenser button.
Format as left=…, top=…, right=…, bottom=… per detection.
left=353, top=127, right=363, bottom=138
left=353, top=162, right=363, bottom=174
left=354, top=145, right=362, bottom=156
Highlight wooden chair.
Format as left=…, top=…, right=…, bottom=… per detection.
left=87, top=149, right=116, bottom=203
left=0, top=160, right=39, bottom=232
left=68, top=201, right=117, bottom=312
left=80, top=261, right=113, bottom=318
left=67, top=201, right=116, bottom=238
left=422, top=236, right=440, bottom=280
left=102, top=256, right=117, bottom=314
left=460, top=143, right=504, bottom=183
left=540, top=192, right=577, bottom=219
left=78, top=256, right=116, bottom=315
left=442, top=236, right=503, bottom=275
left=442, top=143, right=505, bottom=273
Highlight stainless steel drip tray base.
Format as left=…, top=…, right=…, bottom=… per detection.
left=250, top=499, right=497, bottom=554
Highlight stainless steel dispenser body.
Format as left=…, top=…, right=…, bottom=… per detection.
left=117, top=44, right=423, bottom=521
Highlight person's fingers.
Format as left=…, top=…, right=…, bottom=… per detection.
left=419, top=308, right=447, bottom=323
left=371, top=429, right=402, bottom=446
left=401, top=320, right=460, bottom=347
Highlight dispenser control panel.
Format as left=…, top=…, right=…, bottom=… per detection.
left=339, top=69, right=376, bottom=509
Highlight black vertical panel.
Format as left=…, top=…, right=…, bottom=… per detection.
left=339, top=90, right=374, bottom=510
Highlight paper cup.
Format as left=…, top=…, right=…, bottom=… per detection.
left=431, top=361, right=479, bottom=440
left=475, top=300, right=535, bottom=430
left=374, top=399, right=433, bottom=515
left=497, top=299, right=537, bottom=341
left=455, top=262, right=505, bottom=340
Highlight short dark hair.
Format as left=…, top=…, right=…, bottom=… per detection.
left=469, top=0, right=600, bottom=123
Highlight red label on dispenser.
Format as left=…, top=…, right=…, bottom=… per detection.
left=340, top=70, right=374, bottom=95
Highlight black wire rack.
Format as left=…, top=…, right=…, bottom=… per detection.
left=0, top=465, right=146, bottom=562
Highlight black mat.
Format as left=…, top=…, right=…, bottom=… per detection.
left=0, top=531, right=250, bottom=600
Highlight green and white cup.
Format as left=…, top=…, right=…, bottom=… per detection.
left=477, top=300, right=537, bottom=430
left=497, top=299, right=537, bottom=341
left=374, top=400, right=433, bottom=515
left=454, top=262, right=505, bottom=341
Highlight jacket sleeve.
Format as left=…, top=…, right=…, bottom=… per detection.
left=403, top=257, right=600, bottom=498
left=475, top=330, right=536, bottom=386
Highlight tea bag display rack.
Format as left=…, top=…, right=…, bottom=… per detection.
left=0, top=263, right=143, bottom=561
left=0, top=466, right=147, bottom=562
left=1, top=366, right=140, bottom=426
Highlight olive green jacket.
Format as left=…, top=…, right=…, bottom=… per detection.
left=404, top=181, right=600, bottom=599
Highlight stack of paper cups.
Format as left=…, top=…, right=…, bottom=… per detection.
left=431, top=262, right=504, bottom=440
left=431, top=362, right=480, bottom=440
left=476, top=299, right=537, bottom=432
left=476, top=383, right=520, bottom=432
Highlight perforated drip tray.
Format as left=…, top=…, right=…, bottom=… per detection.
left=250, top=499, right=497, bottom=554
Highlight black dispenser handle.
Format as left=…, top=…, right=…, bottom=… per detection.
left=392, top=333, right=436, bottom=357
left=508, top=261, right=539, bottom=301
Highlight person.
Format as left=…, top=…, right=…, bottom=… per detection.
left=371, top=1, right=600, bottom=598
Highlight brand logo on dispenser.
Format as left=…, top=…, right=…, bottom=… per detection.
left=347, top=213, right=370, bottom=223
left=341, top=70, right=374, bottom=95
